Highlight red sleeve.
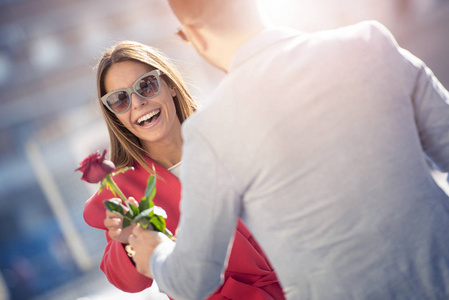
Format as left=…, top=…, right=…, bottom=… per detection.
left=83, top=186, right=154, bottom=292
left=208, top=220, right=285, bottom=300
left=83, top=158, right=181, bottom=293
left=100, top=233, right=152, bottom=292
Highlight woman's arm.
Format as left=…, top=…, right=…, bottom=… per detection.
left=84, top=191, right=154, bottom=292
left=83, top=160, right=182, bottom=293
left=100, top=232, right=153, bottom=292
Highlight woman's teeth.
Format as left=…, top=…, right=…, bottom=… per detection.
left=137, top=109, right=160, bottom=126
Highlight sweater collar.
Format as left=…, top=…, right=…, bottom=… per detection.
left=229, top=26, right=301, bottom=72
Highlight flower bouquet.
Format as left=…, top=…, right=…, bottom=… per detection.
left=76, top=150, right=173, bottom=240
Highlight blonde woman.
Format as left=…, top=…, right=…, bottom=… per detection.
left=83, top=41, right=285, bottom=300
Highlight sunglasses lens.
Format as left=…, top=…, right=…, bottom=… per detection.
left=136, top=75, right=159, bottom=98
left=106, top=91, right=130, bottom=113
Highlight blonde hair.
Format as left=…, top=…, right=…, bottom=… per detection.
left=96, top=41, right=197, bottom=173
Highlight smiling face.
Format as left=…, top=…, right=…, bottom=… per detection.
left=104, top=60, right=181, bottom=153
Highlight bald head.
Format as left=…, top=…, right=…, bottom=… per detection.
left=167, top=0, right=206, bottom=24
left=167, top=0, right=266, bottom=71
left=168, top=0, right=263, bottom=29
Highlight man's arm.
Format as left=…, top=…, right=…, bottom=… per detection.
left=372, top=21, right=449, bottom=179
left=404, top=49, right=449, bottom=175
left=135, top=123, right=241, bottom=300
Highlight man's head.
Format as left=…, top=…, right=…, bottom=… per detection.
left=168, top=0, right=266, bottom=71
left=168, top=0, right=209, bottom=25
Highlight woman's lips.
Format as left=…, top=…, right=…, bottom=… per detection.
left=136, top=109, right=161, bottom=126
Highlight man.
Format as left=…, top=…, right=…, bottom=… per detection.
left=129, top=0, right=449, bottom=299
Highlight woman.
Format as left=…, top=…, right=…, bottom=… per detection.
left=83, top=41, right=284, bottom=299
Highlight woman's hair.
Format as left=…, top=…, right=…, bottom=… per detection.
left=96, top=41, right=198, bottom=173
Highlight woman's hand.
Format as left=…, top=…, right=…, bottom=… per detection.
left=104, top=197, right=139, bottom=244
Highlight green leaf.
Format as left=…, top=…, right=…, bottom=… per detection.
left=129, top=203, right=139, bottom=217
left=122, top=211, right=134, bottom=228
left=150, top=214, right=166, bottom=233
left=98, top=180, right=106, bottom=194
left=135, top=207, right=155, bottom=220
left=104, top=200, right=124, bottom=215
left=135, top=216, right=151, bottom=229
left=133, top=214, right=166, bottom=233
left=139, top=196, right=150, bottom=213
left=105, top=182, right=117, bottom=198
left=134, top=206, right=168, bottom=233
left=144, top=174, right=157, bottom=199
left=140, top=174, right=157, bottom=212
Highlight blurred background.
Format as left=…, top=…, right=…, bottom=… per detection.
left=0, top=0, right=448, bottom=299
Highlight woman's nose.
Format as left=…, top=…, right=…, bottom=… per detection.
left=131, top=92, right=147, bottom=109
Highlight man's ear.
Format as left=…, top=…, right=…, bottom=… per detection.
left=183, top=24, right=207, bottom=54
left=170, top=86, right=177, bottom=97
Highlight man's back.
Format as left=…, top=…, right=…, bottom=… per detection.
left=180, top=21, right=449, bottom=299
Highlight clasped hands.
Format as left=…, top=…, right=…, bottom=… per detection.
left=104, top=197, right=169, bottom=278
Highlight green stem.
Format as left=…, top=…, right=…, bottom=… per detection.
left=164, top=228, right=174, bottom=239
left=113, top=210, right=134, bottom=223
left=104, top=170, right=173, bottom=239
left=105, top=174, right=130, bottom=211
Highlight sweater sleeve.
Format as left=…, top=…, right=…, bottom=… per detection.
left=150, top=125, right=242, bottom=300
left=407, top=54, right=449, bottom=174
left=368, top=21, right=449, bottom=175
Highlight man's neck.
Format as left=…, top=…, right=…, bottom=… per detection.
left=208, top=25, right=267, bottom=73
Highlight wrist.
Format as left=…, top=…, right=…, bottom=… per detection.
left=121, top=243, right=136, bottom=265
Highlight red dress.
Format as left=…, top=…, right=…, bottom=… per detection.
left=83, top=157, right=285, bottom=299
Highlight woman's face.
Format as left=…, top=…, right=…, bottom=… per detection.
left=104, top=60, right=181, bottom=150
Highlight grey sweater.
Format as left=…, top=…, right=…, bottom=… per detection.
left=152, top=21, right=449, bottom=300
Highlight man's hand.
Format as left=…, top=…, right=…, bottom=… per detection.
left=128, top=225, right=166, bottom=278
left=104, top=197, right=138, bottom=244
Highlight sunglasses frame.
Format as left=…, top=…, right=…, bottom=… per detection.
left=176, top=26, right=191, bottom=44
left=101, top=69, right=163, bottom=114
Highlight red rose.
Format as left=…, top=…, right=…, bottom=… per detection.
left=76, top=149, right=116, bottom=183
left=76, top=150, right=172, bottom=239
